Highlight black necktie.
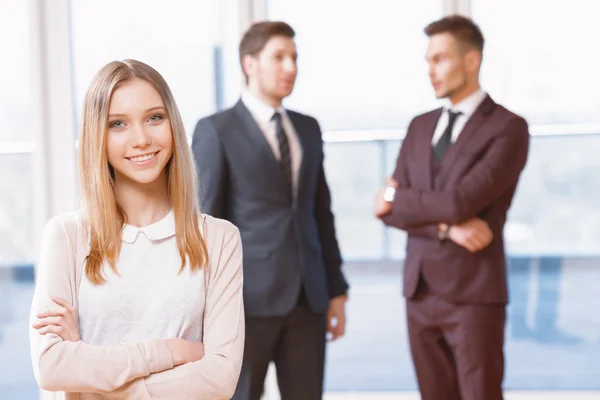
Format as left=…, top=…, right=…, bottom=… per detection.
left=433, top=109, right=462, bottom=162
left=271, top=112, right=293, bottom=198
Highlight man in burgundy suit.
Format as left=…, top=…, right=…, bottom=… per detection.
left=375, top=15, right=530, bottom=400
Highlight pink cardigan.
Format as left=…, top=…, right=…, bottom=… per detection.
left=29, top=211, right=245, bottom=399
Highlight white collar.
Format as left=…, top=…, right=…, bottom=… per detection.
left=444, top=88, right=487, bottom=118
left=241, top=90, right=286, bottom=124
left=121, top=209, right=175, bottom=243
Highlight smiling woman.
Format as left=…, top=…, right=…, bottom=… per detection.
left=77, top=60, right=206, bottom=284
left=106, top=84, right=174, bottom=185
left=28, top=59, right=245, bottom=399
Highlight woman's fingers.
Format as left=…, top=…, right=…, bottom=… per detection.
left=37, top=324, right=66, bottom=337
left=32, top=316, right=62, bottom=328
left=51, top=297, right=70, bottom=307
left=36, top=308, right=66, bottom=319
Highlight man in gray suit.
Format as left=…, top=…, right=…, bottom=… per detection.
left=192, top=21, right=349, bottom=400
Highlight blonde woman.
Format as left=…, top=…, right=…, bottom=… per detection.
left=28, top=59, right=244, bottom=399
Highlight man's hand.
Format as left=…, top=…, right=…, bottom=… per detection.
left=374, top=187, right=392, bottom=218
left=445, top=217, right=493, bottom=253
left=374, top=177, right=399, bottom=219
left=165, top=338, right=205, bottom=366
left=327, top=294, right=348, bottom=341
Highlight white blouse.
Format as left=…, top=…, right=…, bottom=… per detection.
left=78, top=210, right=205, bottom=348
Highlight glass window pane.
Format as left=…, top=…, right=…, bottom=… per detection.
left=0, top=278, right=37, bottom=398
left=506, top=135, right=600, bottom=255
left=504, top=131, right=600, bottom=391
left=472, top=0, right=600, bottom=124
left=0, top=154, right=36, bottom=397
left=0, top=156, right=34, bottom=264
left=324, top=141, right=384, bottom=259
left=0, top=0, right=32, bottom=141
left=70, top=0, right=220, bottom=137
left=268, top=0, right=442, bottom=131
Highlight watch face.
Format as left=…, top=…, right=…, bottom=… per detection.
left=384, top=187, right=395, bottom=202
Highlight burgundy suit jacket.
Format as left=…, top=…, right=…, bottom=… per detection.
left=382, top=95, right=529, bottom=305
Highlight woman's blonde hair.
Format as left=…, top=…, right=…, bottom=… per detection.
left=79, top=59, right=208, bottom=284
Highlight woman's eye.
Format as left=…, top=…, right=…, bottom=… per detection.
left=109, top=120, right=124, bottom=129
left=149, top=114, right=164, bottom=122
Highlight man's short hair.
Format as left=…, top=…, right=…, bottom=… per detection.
left=424, top=15, right=484, bottom=53
left=239, top=21, right=295, bottom=80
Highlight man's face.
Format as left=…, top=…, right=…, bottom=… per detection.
left=426, top=32, right=470, bottom=99
left=246, top=35, right=298, bottom=103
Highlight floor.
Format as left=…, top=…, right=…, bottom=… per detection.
left=319, top=394, right=600, bottom=400
left=1, top=256, right=599, bottom=399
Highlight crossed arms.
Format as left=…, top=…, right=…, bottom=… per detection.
left=29, top=217, right=244, bottom=399
left=375, top=116, right=529, bottom=251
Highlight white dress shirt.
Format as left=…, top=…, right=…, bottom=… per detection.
left=241, top=91, right=303, bottom=196
left=431, top=88, right=488, bottom=145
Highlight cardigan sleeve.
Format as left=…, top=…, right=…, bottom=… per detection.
left=29, top=216, right=175, bottom=394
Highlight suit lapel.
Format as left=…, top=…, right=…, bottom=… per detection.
left=233, top=100, right=278, bottom=164
left=232, top=100, right=287, bottom=188
left=439, top=95, right=496, bottom=171
left=421, top=108, right=443, bottom=190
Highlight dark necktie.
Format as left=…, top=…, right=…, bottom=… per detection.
left=433, top=109, right=462, bottom=162
left=271, top=112, right=293, bottom=198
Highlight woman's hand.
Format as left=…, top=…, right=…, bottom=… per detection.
left=165, top=338, right=205, bottom=366
left=32, top=297, right=81, bottom=342
left=32, top=298, right=205, bottom=366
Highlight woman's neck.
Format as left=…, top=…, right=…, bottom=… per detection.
left=114, top=174, right=171, bottom=227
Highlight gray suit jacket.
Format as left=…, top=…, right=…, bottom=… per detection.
left=192, top=100, right=348, bottom=318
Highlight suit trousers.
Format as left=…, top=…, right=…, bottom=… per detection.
left=232, top=288, right=327, bottom=400
left=407, top=277, right=506, bottom=400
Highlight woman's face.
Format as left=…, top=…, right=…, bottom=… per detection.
left=105, top=78, right=173, bottom=187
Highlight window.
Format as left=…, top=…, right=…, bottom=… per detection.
left=323, top=141, right=385, bottom=259
left=70, top=0, right=222, bottom=137
left=470, top=0, right=600, bottom=255
left=0, top=1, right=32, bottom=142
left=268, top=0, right=443, bottom=131
left=0, top=0, right=34, bottom=264
left=0, top=156, right=34, bottom=264
left=472, top=0, right=600, bottom=125
left=0, top=2, right=37, bottom=398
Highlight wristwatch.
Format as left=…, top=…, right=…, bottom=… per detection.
left=383, top=186, right=396, bottom=202
left=438, top=223, right=449, bottom=241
